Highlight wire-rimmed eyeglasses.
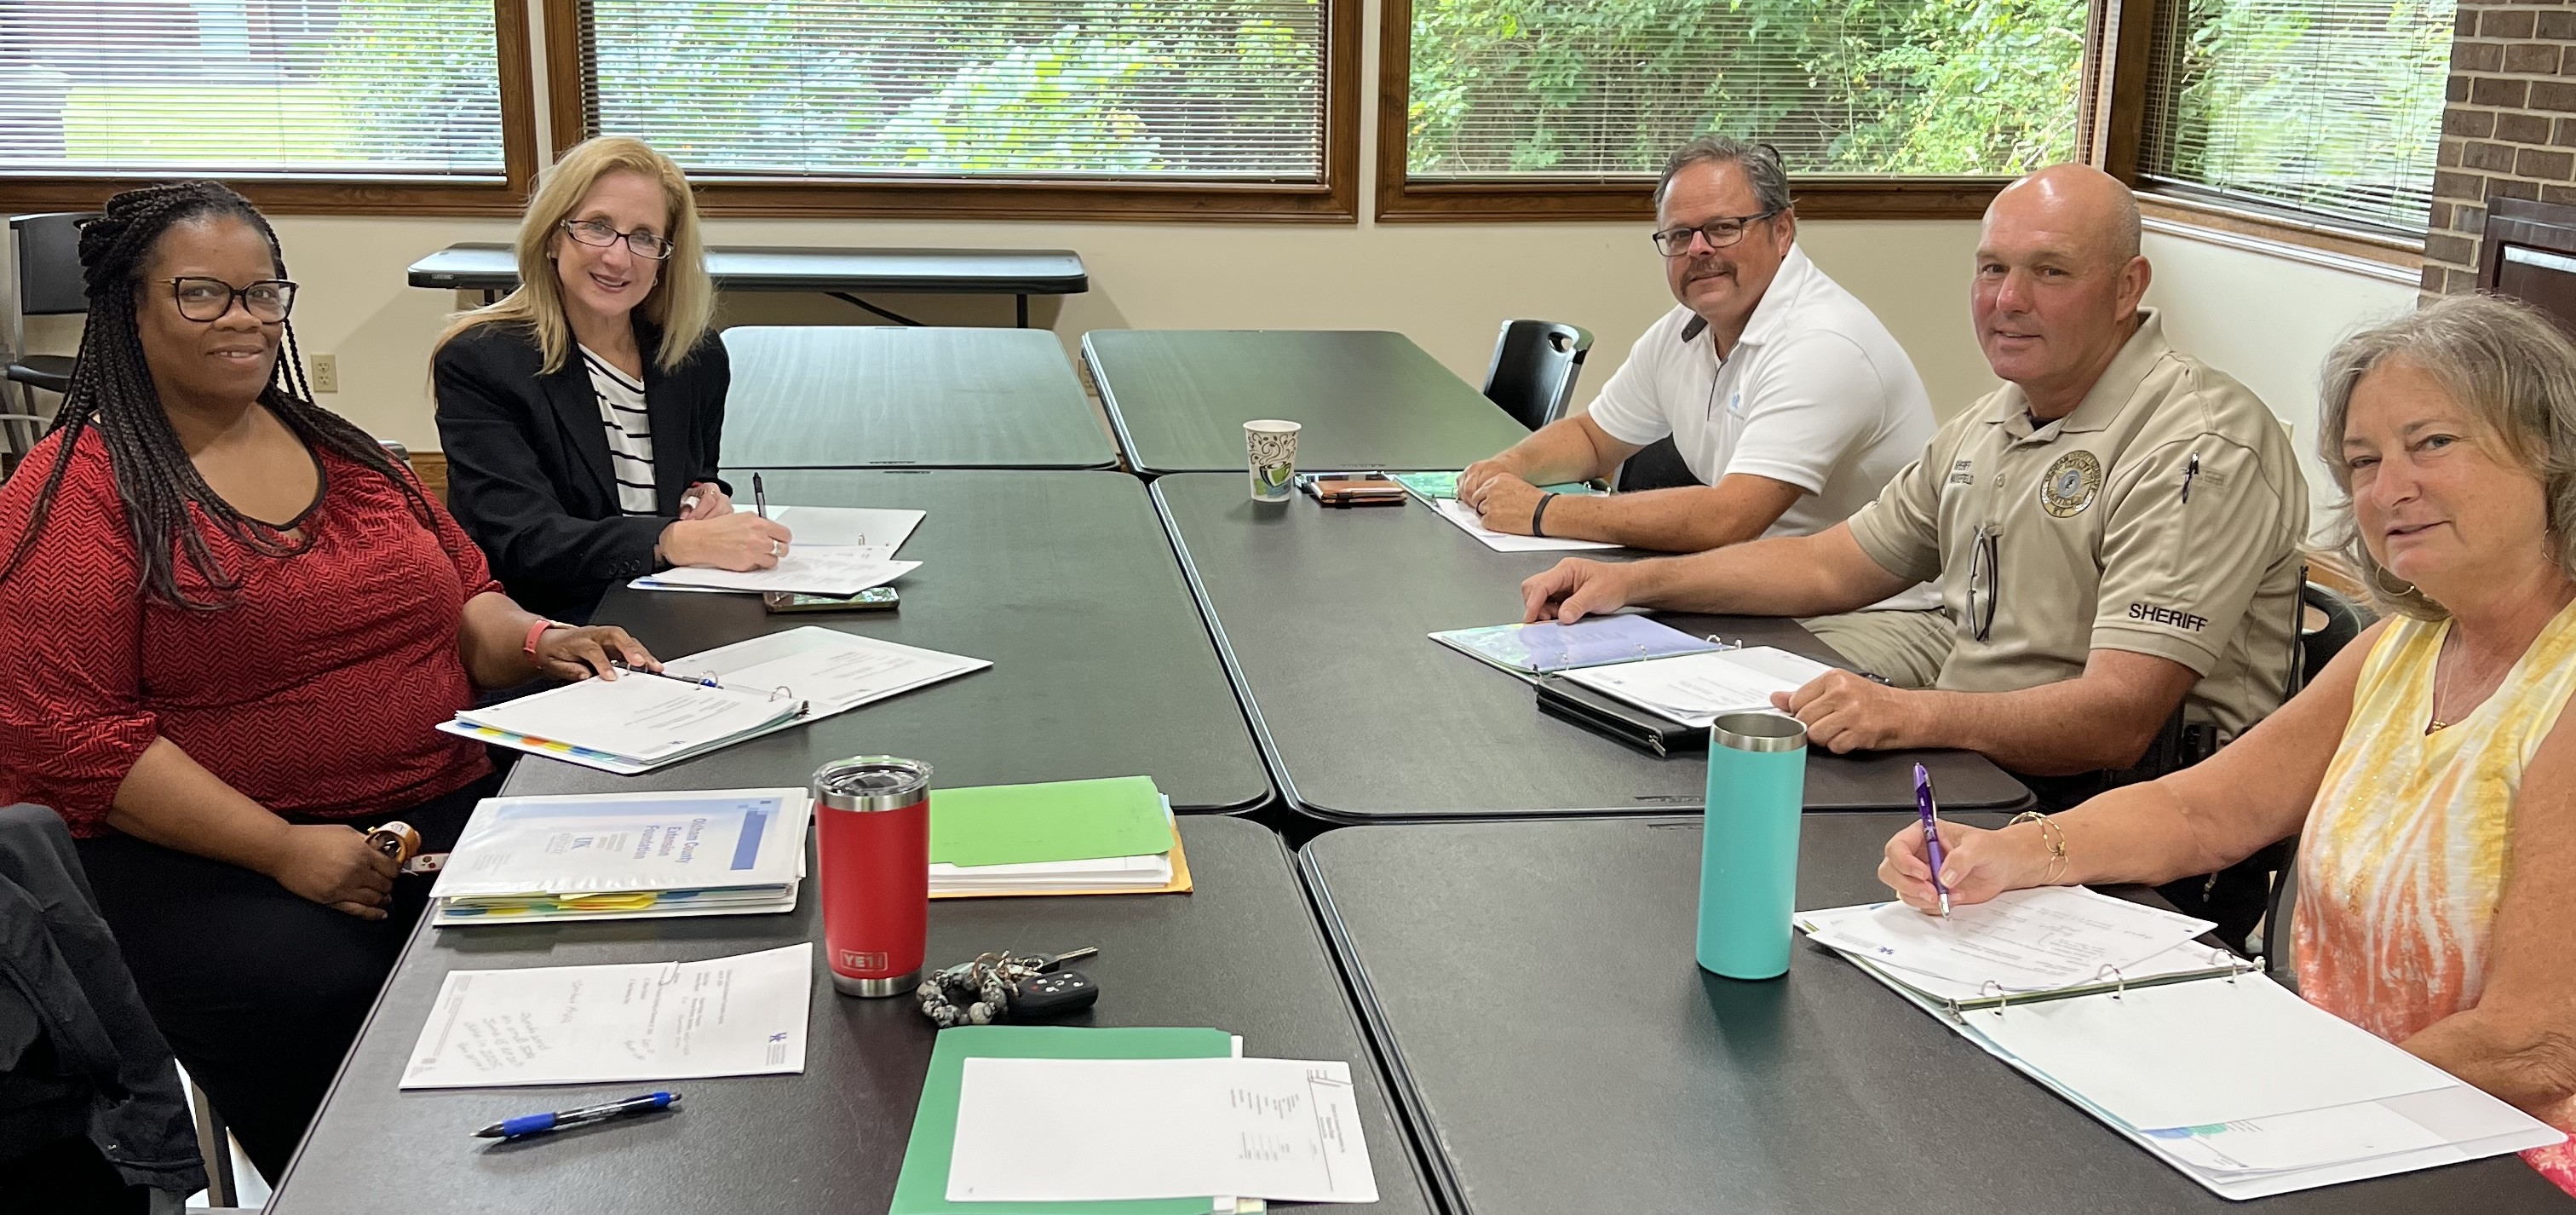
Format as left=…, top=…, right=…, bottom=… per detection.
left=1965, top=524, right=2001, bottom=642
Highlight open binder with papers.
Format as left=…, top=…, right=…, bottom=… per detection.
left=440, top=625, right=989, bottom=774
left=1799, top=888, right=2565, bottom=1199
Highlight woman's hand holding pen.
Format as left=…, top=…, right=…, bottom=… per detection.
left=1878, top=819, right=2052, bottom=913
left=658, top=512, right=792, bottom=571
left=532, top=625, right=659, bottom=682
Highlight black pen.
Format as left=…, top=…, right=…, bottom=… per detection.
left=753, top=472, right=768, bottom=521
left=477, top=1091, right=678, bottom=1139
left=2181, top=452, right=2199, bottom=504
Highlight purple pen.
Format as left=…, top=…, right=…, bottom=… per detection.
left=1913, top=763, right=1951, bottom=918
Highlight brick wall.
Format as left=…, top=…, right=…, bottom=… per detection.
left=2427, top=3, right=2576, bottom=296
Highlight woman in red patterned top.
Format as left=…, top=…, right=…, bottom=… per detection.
left=0, top=182, right=659, bottom=1185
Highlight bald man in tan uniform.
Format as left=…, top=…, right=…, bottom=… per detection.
left=1517, top=164, right=2309, bottom=941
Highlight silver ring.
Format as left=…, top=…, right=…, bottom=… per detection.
left=770, top=540, right=783, bottom=557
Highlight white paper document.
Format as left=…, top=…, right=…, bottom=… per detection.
left=752, top=504, right=925, bottom=550
left=1560, top=646, right=1838, bottom=727
left=641, top=550, right=920, bottom=596
left=1426, top=496, right=1617, bottom=552
left=1964, top=972, right=2458, bottom=1129
left=452, top=675, right=804, bottom=765
left=681, top=626, right=989, bottom=714
left=400, top=943, right=812, bottom=1089
left=1804, top=886, right=2216, bottom=993
left=947, top=1057, right=1379, bottom=1204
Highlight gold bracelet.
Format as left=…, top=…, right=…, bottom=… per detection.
left=2010, top=810, right=2068, bottom=884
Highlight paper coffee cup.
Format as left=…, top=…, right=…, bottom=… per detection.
left=1245, top=419, right=1302, bottom=502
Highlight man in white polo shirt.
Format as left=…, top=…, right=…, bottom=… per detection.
left=1457, top=136, right=1936, bottom=597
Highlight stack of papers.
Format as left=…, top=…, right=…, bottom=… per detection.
left=891, top=1026, right=1377, bottom=1214
left=1801, top=886, right=2216, bottom=994
left=428, top=788, right=811, bottom=926
left=1424, top=495, right=1618, bottom=553
left=441, top=625, right=989, bottom=773
left=1558, top=646, right=1837, bottom=727
left=929, top=776, right=1190, bottom=898
left=1800, top=890, right=2566, bottom=1197
left=400, top=942, right=813, bottom=1089
left=1431, top=614, right=1722, bottom=677
left=635, top=505, right=925, bottom=596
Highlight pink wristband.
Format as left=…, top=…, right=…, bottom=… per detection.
left=523, top=618, right=562, bottom=659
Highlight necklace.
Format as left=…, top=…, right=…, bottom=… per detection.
left=2427, top=629, right=2516, bottom=734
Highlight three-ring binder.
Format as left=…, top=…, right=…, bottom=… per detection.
left=1946, top=948, right=2257, bottom=1016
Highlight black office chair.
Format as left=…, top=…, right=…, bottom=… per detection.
left=1613, top=435, right=1700, bottom=492
left=2257, top=579, right=2373, bottom=980
left=7, top=212, right=92, bottom=403
left=1481, top=320, right=1593, bottom=430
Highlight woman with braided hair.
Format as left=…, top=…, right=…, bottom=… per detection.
left=0, top=181, right=662, bottom=1182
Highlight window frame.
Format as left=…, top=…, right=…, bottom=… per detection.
left=0, top=0, right=540, bottom=217
left=1372, top=0, right=2051, bottom=222
left=545, top=0, right=1365, bottom=222
left=2099, top=0, right=2432, bottom=264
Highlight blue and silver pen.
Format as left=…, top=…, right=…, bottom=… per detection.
left=752, top=472, right=768, bottom=521
left=1913, top=763, right=1950, bottom=918
left=475, top=1091, right=679, bottom=1139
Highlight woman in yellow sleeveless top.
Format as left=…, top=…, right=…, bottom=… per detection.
left=1876, top=292, right=2576, bottom=1195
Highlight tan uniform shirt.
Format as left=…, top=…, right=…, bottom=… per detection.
left=1844, top=309, right=2309, bottom=740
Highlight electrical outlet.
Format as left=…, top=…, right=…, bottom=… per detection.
left=309, top=354, right=338, bottom=394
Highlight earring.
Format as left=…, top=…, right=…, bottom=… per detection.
left=2374, top=567, right=2418, bottom=596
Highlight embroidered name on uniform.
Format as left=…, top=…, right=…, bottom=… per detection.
left=1946, top=458, right=1974, bottom=487
left=2039, top=450, right=2103, bottom=517
left=2128, top=603, right=2209, bottom=631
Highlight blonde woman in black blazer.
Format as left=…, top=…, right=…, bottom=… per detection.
left=434, top=136, right=789, bottom=623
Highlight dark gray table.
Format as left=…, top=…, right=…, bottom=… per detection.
left=1152, top=473, right=2028, bottom=820
left=506, top=471, right=1268, bottom=813
left=1082, top=330, right=1535, bottom=475
left=718, top=326, right=1117, bottom=469
left=1301, top=814, right=2571, bottom=1215
left=407, top=243, right=1088, bottom=327
left=268, top=817, right=1435, bottom=1215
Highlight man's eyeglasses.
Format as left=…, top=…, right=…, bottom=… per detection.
left=1965, top=524, right=2000, bottom=642
left=561, top=218, right=673, bottom=261
left=1651, top=209, right=1785, bottom=257
left=167, top=277, right=296, bottom=323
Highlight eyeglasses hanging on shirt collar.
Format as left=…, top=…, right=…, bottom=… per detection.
left=1966, top=524, right=2001, bottom=642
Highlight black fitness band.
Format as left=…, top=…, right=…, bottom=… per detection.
left=1531, top=492, right=1559, bottom=538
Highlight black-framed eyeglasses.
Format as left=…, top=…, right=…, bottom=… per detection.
left=166, top=277, right=296, bottom=323
left=1651, top=209, right=1785, bottom=257
left=1965, top=524, right=2000, bottom=642
left=561, top=218, right=673, bottom=261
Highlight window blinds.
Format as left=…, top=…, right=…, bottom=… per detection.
left=2139, top=0, right=2454, bottom=233
left=0, top=0, right=507, bottom=176
left=576, top=0, right=1329, bottom=180
left=1405, top=0, right=2087, bottom=179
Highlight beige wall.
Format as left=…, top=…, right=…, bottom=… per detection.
left=20, top=213, right=1997, bottom=454
left=2139, top=229, right=2420, bottom=535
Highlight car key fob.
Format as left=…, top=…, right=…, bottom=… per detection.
left=1009, top=970, right=1100, bottom=1019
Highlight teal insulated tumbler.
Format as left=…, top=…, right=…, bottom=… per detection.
left=1696, top=711, right=1808, bottom=980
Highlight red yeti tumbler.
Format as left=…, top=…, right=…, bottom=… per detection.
left=812, top=756, right=931, bottom=997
